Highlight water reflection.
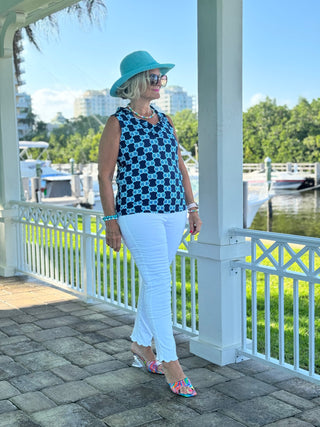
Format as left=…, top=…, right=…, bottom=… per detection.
left=251, top=189, right=320, bottom=237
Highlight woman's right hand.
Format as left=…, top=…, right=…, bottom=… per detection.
left=105, top=220, right=122, bottom=252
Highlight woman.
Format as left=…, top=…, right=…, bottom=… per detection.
left=98, top=51, right=202, bottom=397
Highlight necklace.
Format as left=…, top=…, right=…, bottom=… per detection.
left=127, top=104, right=155, bottom=119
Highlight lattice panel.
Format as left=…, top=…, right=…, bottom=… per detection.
left=252, top=237, right=320, bottom=282
left=18, top=205, right=81, bottom=231
left=181, top=227, right=195, bottom=250
left=96, top=216, right=107, bottom=237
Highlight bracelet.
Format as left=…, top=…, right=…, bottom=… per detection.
left=188, top=208, right=199, bottom=213
left=103, top=214, right=118, bottom=221
left=187, top=202, right=198, bottom=210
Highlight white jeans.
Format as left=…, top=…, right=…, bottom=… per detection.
left=118, top=211, right=187, bottom=362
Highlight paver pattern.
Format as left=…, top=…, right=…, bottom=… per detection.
left=0, top=275, right=320, bottom=426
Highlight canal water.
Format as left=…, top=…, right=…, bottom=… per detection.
left=251, top=189, right=320, bottom=238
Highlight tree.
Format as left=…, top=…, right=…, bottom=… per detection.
left=28, top=121, right=48, bottom=142
left=243, top=98, right=291, bottom=162
left=19, top=110, right=36, bottom=130
left=45, top=123, right=102, bottom=163
left=49, top=115, right=105, bottom=145
left=13, top=0, right=107, bottom=84
left=242, top=96, right=320, bottom=163
left=171, top=109, right=198, bottom=155
left=22, top=96, right=320, bottom=164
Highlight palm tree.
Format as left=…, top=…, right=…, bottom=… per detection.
left=13, top=0, right=106, bottom=85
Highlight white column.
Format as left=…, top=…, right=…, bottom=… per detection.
left=0, top=57, right=20, bottom=205
left=190, top=0, right=248, bottom=365
left=0, top=14, right=21, bottom=276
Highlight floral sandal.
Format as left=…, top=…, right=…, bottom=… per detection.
left=132, top=353, right=164, bottom=375
left=168, top=377, right=197, bottom=397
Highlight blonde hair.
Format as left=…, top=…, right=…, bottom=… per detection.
left=117, top=71, right=149, bottom=100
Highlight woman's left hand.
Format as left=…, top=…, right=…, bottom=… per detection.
left=189, top=212, right=202, bottom=235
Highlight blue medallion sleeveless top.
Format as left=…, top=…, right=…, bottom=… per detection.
left=114, top=106, right=186, bottom=216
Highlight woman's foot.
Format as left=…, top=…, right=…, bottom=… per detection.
left=131, top=342, right=164, bottom=374
left=162, top=360, right=197, bottom=397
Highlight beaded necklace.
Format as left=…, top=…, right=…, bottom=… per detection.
left=127, top=104, right=155, bottom=119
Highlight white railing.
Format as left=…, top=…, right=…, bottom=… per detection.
left=243, top=163, right=264, bottom=173
left=230, top=227, right=320, bottom=382
left=243, top=162, right=318, bottom=175
left=12, top=201, right=320, bottom=380
left=11, top=201, right=198, bottom=336
left=56, top=162, right=317, bottom=175
left=272, top=163, right=316, bottom=175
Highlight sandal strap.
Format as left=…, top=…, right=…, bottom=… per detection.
left=133, top=353, right=163, bottom=374
left=146, top=359, right=163, bottom=374
left=169, top=377, right=197, bottom=396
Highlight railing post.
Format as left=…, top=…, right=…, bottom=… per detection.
left=30, top=177, right=41, bottom=202
left=265, top=157, right=272, bottom=191
left=315, top=163, right=320, bottom=186
left=0, top=207, right=19, bottom=276
left=0, top=21, right=21, bottom=276
left=82, top=212, right=94, bottom=300
left=192, top=0, right=247, bottom=365
left=243, top=181, right=248, bottom=228
left=71, top=175, right=81, bottom=198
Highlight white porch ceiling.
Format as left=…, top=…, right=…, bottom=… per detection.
left=0, top=0, right=79, bottom=27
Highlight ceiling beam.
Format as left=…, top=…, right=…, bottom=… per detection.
left=0, top=0, right=78, bottom=57
left=0, top=0, right=79, bottom=27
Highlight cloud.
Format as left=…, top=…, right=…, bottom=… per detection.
left=249, top=93, right=266, bottom=107
left=31, top=88, right=82, bottom=122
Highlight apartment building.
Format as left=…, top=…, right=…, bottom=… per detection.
left=152, top=86, right=195, bottom=115
left=74, top=85, right=196, bottom=118
left=16, top=92, right=32, bottom=138
left=74, top=89, right=127, bottom=118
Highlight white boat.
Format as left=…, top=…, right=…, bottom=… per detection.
left=246, top=191, right=270, bottom=228
left=20, top=140, right=72, bottom=180
left=183, top=150, right=269, bottom=227
left=243, top=169, right=306, bottom=191
left=19, top=141, right=81, bottom=206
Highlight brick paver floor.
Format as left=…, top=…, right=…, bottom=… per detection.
left=0, top=275, right=320, bottom=426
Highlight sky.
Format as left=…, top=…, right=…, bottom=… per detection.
left=22, top=0, right=320, bottom=123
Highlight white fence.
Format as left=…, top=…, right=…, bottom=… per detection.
left=54, top=161, right=318, bottom=177
left=10, top=201, right=320, bottom=381
left=12, top=201, right=198, bottom=336
left=243, top=162, right=318, bottom=176
left=230, top=227, right=320, bottom=382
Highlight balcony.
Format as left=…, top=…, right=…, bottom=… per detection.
left=1, top=274, right=320, bottom=426
left=2, top=1, right=320, bottom=424
left=9, top=202, right=320, bottom=378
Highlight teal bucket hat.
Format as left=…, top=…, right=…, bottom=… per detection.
left=110, top=50, right=175, bottom=97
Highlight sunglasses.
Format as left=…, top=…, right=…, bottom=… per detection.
left=148, top=73, right=168, bottom=87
